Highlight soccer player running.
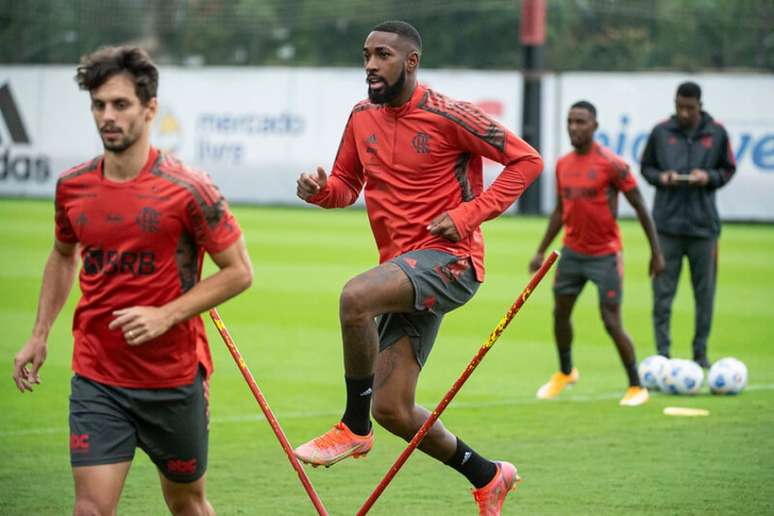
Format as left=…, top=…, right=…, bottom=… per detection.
left=294, top=20, right=542, bottom=515
left=529, top=101, right=665, bottom=407
left=12, top=47, right=252, bottom=515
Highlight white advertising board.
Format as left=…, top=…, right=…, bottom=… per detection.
left=0, top=66, right=522, bottom=206
left=1, top=66, right=771, bottom=220
left=551, top=73, right=774, bottom=220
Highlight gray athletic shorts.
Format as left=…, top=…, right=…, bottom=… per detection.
left=69, top=368, right=209, bottom=483
left=378, top=249, right=480, bottom=367
left=553, top=246, right=623, bottom=304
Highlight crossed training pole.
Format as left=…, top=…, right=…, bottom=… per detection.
left=209, top=308, right=329, bottom=516
left=357, top=250, right=559, bottom=516
left=209, top=249, right=558, bottom=515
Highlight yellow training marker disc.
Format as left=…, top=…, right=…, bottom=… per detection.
left=663, top=407, right=710, bottom=417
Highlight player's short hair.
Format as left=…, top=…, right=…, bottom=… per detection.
left=372, top=20, right=422, bottom=52
left=76, top=46, right=158, bottom=105
left=676, top=81, right=702, bottom=100
left=570, top=100, right=597, bottom=118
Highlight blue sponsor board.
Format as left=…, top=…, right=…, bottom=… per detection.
left=596, top=114, right=774, bottom=172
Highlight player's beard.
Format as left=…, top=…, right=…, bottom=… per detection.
left=368, top=67, right=406, bottom=105
left=570, top=134, right=591, bottom=149
left=100, top=123, right=140, bottom=153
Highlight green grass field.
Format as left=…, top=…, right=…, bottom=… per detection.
left=1, top=198, right=773, bottom=515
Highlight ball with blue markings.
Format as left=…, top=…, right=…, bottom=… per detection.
left=662, top=359, right=704, bottom=395
left=708, top=357, right=748, bottom=395
left=638, top=355, right=670, bottom=391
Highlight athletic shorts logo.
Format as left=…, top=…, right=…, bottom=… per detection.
left=412, top=132, right=431, bottom=154
left=70, top=433, right=90, bottom=453
left=434, top=259, right=469, bottom=284
left=136, top=207, right=161, bottom=233
left=167, top=458, right=198, bottom=475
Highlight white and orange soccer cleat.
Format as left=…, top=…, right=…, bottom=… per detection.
left=294, top=421, right=373, bottom=468
left=536, top=368, right=579, bottom=400
left=619, top=386, right=649, bottom=406
left=472, top=461, right=521, bottom=516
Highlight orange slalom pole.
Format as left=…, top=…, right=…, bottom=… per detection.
left=209, top=309, right=328, bottom=516
left=357, top=250, right=559, bottom=516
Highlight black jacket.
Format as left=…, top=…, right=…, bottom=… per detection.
left=641, top=112, right=736, bottom=238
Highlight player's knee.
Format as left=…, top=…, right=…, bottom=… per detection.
left=602, top=319, right=619, bottom=335
left=372, top=402, right=409, bottom=435
left=165, top=490, right=210, bottom=516
left=73, top=497, right=109, bottom=516
left=553, top=304, right=571, bottom=320
left=601, top=311, right=622, bottom=335
left=339, top=280, right=372, bottom=325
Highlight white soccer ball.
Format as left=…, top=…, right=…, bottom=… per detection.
left=708, top=357, right=748, bottom=395
left=662, top=359, right=704, bottom=395
left=638, top=355, right=670, bottom=390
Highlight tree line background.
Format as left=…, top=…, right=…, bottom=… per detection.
left=1, top=0, right=772, bottom=71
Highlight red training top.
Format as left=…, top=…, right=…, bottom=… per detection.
left=556, top=142, right=637, bottom=256
left=308, top=84, right=543, bottom=281
left=55, top=147, right=242, bottom=388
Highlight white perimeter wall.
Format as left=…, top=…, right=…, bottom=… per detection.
left=1, top=66, right=772, bottom=220
left=543, top=73, right=774, bottom=220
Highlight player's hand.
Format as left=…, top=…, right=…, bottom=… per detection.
left=650, top=251, right=666, bottom=278
left=13, top=336, right=48, bottom=393
left=427, top=212, right=461, bottom=242
left=659, top=170, right=678, bottom=186
left=528, top=252, right=544, bottom=273
left=296, top=167, right=328, bottom=200
left=689, top=168, right=709, bottom=186
left=109, top=306, right=174, bottom=346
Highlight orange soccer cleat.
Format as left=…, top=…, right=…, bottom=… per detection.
left=536, top=368, right=579, bottom=400
left=472, top=461, right=521, bottom=515
left=294, top=421, right=374, bottom=468
left=619, top=386, right=650, bottom=406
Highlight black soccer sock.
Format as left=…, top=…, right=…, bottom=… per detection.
left=445, top=437, right=498, bottom=489
left=559, top=348, right=573, bottom=375
left=341, top=375, right=373, bottom=436
left=625, top=361, right=641, bottom=387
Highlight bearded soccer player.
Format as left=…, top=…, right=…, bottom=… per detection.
left=294, top=21, right=542, bottom=514
left=12, top=46, right=252, bottom=515
left=528, top=101, right=665, bottom=407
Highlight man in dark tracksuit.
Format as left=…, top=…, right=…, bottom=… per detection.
left=640, top=81, right=736, bottom=368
